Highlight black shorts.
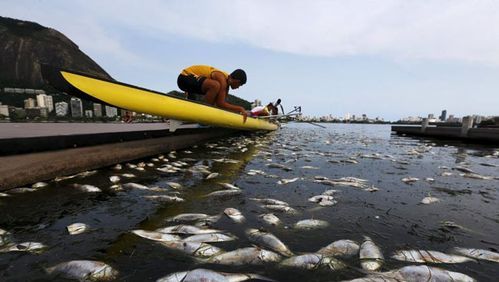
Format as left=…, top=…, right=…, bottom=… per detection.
left=177, top=74, right=206, bottom=95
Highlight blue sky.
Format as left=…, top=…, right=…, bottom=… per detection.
left=2, top=0, right=499, bottom=120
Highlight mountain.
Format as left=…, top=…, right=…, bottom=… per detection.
left=0, top=16, right=112, bottom=89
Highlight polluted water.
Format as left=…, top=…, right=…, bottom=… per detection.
left=0, top=123, right=498, bottom=281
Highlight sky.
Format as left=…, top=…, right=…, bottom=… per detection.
left=2, top=0, right=499, bottom=121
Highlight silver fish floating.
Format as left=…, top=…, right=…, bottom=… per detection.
left=317, top=239, right=360, bottom=257
left=218, top=183, right=240, bottom=190
left=250, top=197, right=289, bottom=206
left=224, top=208, right=246, bottom=223
left=66, top=223, right=90, bottom=235
left=166, top=213, right=211, bottom=222
left=183, top=233, right=237, bottom=243
left=392, top=249, right=474, bottom=264
left=452, top=247, right=499, bottom=263
left=401, top=177, right=419, bottom=184
left=343, top=265, right=475, bottom=282
left=166, top=182, right=183, bottom=189
left=0, top=241, right=47, bottom=254
left=143, top=195, right=185, bottom=203
left=246, top=228, right=294, bottom=257
left=132, top=230, right=181, bottom=242
left=156, top=225, right=222, bottom=235
left=109, top=176, right=120, bottom=183
left=262, top=204, right=297, bottom=214
left=160, top=241, right=223, bottom=258
left=277, top=177, right=299, bottom=185
left=421, top=196, right=440, bottom=204
left=205, top=173, right=219, bottom=180
left=73, top=184, right=102, bottom=193
left=294, top=219, right=329, bottom=230
left=32, top=182, right=48, bottom=188
left=208, top=247, right=282, bottom=265
left=359, top=236, right=384, bottom=271
left=204, top=189, right=242, bottom=198
left=280, top=253, right=345, bottom=270
left=157, top=268, right=275, bottom=282
left=259, top=213, right=282, bottom=226
left=46, top=260, right=118, bottom=281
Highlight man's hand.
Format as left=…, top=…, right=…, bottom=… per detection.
left=241, top=110, right=248, bottom=123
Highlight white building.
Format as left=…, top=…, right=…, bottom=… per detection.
left=70, top=98, right=83, bottom=118
left=36, top=94, right=54, bottom=112
left=55, top=102, right=68, bottom=117
left=105, top=106, right=118, bottom=117
left=24, top=98, right=36, bottom=108
left=344, top=113, right=351, bottom=121
left=0, top=103, right=9, bottom=117
left=93, top=103, right=102, bottom=117
left=85, top=110, right=93, bottom=118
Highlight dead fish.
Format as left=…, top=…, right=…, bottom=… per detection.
left=32, top=182, right=48, bottom=188
left=249, top=197, right=289, bottom=206
left=364, top=186, right=379, bottom=192
left=218, top=183, right=240, bottom=190
left=425, top=177, right=435, bottom=182
left=421, top=196, right=440, bottom=204
left=314, top=176, right=329, bottom=181
left=122, top=183, right=163, bottom=192
left=74, top=184, right=102, bottom=193
left=360, top=236, right=384, bottom=271
left=402, top=177, right=419, bottom=184
left=301, top=166, right=319, bottom=169
left=160, top=241, right=223, bottom=258
left=183, top=233, right=237, bottom=243
left=391, top=250, right=474, bottom=264
left=440, top=171, right=454, bottom=176
left=166, top=213, right=211, bottom=222
left=308, top=195, right=337, bottom=206
left=453, top=166, right=475, bottom=173
left=194, top=215, right=223, bottom=228
left=77, top=170, right=98, bottom=178
left=451, top=247, right=499, bottom=263
left=277, top=177, right=299, bottom=185
left=208, top=247, right=282, bottom=265
left=246, top=228, right=294, bottom=257
left=66, top=223, right=90, bottom=235
left=143, top=195, right=185, bottom=203
left=224, top=208, right=246, bottom=223
left=166, top=182, right=183, bottom=189
left=206, top=173, right=219, bottom=180
left=46, top=260, right=118, bottom=281
left=0, top=242, right=47, bottom=254
left=126, top=163, right=137, bottom=169
left=317, top=240, right=360, bottom=257
left=112, top=164, right=122, bottom=170
left=262, top=205, right=297, bottom=214
left=342, top=159, right=359, bottom=164
left=121, top=173, right=136, bottom=178
left=460, top=173, right=493, bottom=180
left=7, top=187, right=37, bottom=194
left=109, top=176, right=120, bottom=183
left=322, top=189, right=339, bottom=196
left=204, top=189, right=242, bottom=198
left=280, top=253, right=345, bottom=270
left=0, top=192, right=11, bottom=197
left=259, top=213, right=282, bottom=226
left=157, top=268, right=275, bottom=282
left=294, top=219, right=329, bottom=230
left=344, top=265, right=475, bottom=282
left=131, top=230, right=181, bottom=242
left=156, top=225, right=222, bottom=235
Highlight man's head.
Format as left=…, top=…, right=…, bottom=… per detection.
left=266, top=102, right=278, bottom=115
left=229, top=69, right=247, bottom=89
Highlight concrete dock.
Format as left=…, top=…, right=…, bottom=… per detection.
left=0, top=122, right=240, bottom=190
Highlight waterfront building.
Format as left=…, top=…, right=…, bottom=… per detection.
left=24, top=98, right=36, bottom=108
left=36, top=94, right=54, bottom=112
left=25, top=107, right=48, bottom=119
left=439, top=110, right=447, bottom=121
left=0, top=103, right=9, bottom=117
left=93, top=103, right=103, bottom=117
left=70, top=98, right=83, bottom=118
left=85, top=110, right=93, bottom=118
left=344, top=113, right=351, bottom=121
left=105, top=106, right=118, bottom=117
left=55, top=102, right=69, bottom=117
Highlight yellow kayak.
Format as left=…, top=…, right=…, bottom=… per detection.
left=41, top=65, right=278, bottom=131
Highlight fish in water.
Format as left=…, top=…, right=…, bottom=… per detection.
left=156, top=225, right=222, bottom=235
left=121, top=173, right=136, bottom=178
left=122, top=183, right=165, bottom=192
left=205, top=173, right=219, bottom=180
left=246, top=228, right=294, bottom=257
left=160, top=241, right=223, bottom=258
left=131, top=230, right=181, bottom=242
left=401, top=177, right=419, bottom=184
left=156, top=268, right=275, bottom=282
left=460, top=173, right=493, bottom=180
left=250, top=197, right=289, bottom=206
left=109, top=176, right=120, bottom=183
left=143, top=195, right=185, bottom=203
left=453, top=166, right=475, bottom=173
left=294, top=219, right=329, bottom=230
left=224, top=208, right=246, bottom=223
left=308, top=195, right=337, bottom=206
left=421, top=196, right=440, bottom=204
left=391, top=249, right=474, bottom=264
left=208, top=247, right=282, bottom=265
left=183, top=233, right=237, bottom=243
left=73, top=184, right=102, bottom=193
left=359, top=236, right=384, bottom=271
left=204, top=189, right=242, bottom=198
left=32, top=182, right=48, bottom=188
left=0, top=242, right=47, bottom=254
left=301, top=166, right=319, bottom=169
left=66, top=223, right=90, bottom=235
left=166, top=182, right=183, bottom=189
left=262, top=205, right=297, bottom=214
left=46, top=260, right=118, bottom=281
left=451, top=247, right=499, bottom=263
left=317, top=239, right=360, bottom=257
left=344, top=265, right=475, bottom=282
left=280, top=253, right=346, bottom=270
left=166, top=213, right=211, bottom=223
left=7, top=187, right=37, bottom=194
left=112, top=164, right=122, bottom=170
left=259, top=213, right=282, bottom=226
left=277, top=177, right=299, bottom=185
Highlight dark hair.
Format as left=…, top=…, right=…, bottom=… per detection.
left=230, top=69, right=247, bottom=84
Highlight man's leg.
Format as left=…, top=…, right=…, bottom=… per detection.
left=201, top=79, right=220, bottom=105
